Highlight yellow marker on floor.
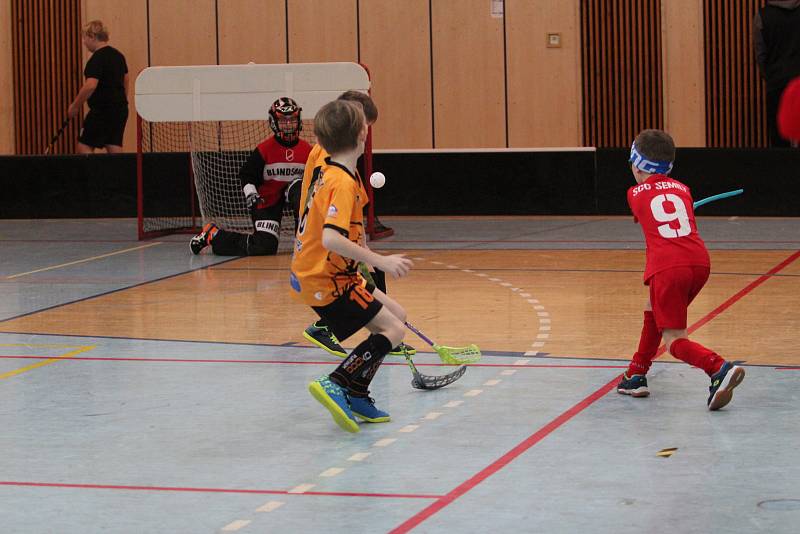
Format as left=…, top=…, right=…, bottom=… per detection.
left=0, top=345, right=96, bottom=380
left=656, top=448, right=678, bottom=458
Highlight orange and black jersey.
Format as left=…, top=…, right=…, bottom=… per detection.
left=289, top=158, right=368, bottom=306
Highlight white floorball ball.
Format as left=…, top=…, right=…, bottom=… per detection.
left=370, top=171, right=386, bottom=188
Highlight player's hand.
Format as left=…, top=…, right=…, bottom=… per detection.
left=377, top=254, right=413, bottom=279
left=67, top=103, right=79, bottom=119
left=245, top=192, right=262, bottom=210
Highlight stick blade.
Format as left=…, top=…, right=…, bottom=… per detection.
left=436, top=344, right=481, bottom=364
left=411, top=365, right=467, bottom=390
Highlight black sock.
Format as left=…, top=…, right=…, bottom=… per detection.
left=330, top=334, right=392, bottom=396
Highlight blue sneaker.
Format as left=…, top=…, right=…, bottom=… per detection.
left=308, top=376, right=360, bottom=433
left=617, top=374, right=649, bottom=397
left=350, top=396, right=390, bottom=423
left=707, top=362, right=745, bottom=411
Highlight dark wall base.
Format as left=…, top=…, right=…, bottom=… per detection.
left=1, top=149, right=798, bottom=219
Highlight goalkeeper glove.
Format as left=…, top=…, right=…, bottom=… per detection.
left=245, top=191, right=262, bottom=210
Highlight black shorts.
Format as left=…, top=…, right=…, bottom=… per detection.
left=312, top=282, right=382, bottom=342
left=80, top=105, right=128, bottom=148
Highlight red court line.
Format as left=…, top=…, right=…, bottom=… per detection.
left=0, top=481, right=441, bottom=499
left=390, top=249, right=800, bottom=533
left=0, top=355, right=625, bottom=369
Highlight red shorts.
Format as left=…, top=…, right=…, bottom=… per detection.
left=648, top=266, right=710, bottom=330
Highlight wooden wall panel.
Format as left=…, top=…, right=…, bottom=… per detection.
left=149, top=0, right=217, bottom=66
left=0, top=0, right=13, bottom=154
left=12, top=0, right=83, bottom=155
left=359, top=0, right=432, bottom=149
left=506, top=0, right=581, bottom=147
left=287, top=0, right=357, bottom=62
left=704, top=0, right=766, bottom=147
left=581, top=0, right=663, bottom=147
left=431, top=0, right=505, bottom=148
left=218, top=0, right=287, bottom=64
left=82, top=0, right=148, bottom=153
left=662, top=0, right=706, bottom=147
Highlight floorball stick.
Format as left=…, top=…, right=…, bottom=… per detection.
left=693, top=189, right=744, bottom=209
left=44, top=118, right=71, bottom=155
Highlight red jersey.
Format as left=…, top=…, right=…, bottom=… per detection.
left=239, top=136, right=312, bottom=208
left=627, top=174, right=710, bottom=283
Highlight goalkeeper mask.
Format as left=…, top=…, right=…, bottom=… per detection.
left=269, top=97, right=302, bottom=144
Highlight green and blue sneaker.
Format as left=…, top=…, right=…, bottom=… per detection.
left=350, top=396, right=390, bottom=423
left=308, top=376, right=360, bottom=433
left=617, top=373, right=649, bottom=397
left=707, top=362, right=745, bottom=411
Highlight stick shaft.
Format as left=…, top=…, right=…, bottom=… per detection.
left=404, top=321, right=436, bottom=348
left=693, top=189, right=743, bottom=209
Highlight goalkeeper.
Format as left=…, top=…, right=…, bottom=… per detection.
left=190, top=97, right=312, bottom=256
left=297, top=91, right=416, bottom=359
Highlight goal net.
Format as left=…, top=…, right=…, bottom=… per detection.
left=135, top=62, right=375, bottom=250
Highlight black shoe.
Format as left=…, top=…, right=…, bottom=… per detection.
left=388, top=342, right=416, bottom=356
left=190, top=222, right=218, bottom=255
left=707, top=362, right=745, bottom=411
left=303, top=323, right=346, bottom=358
left=617, top=374, right=649, bottom=397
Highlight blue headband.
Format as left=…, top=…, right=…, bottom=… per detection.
left=629, top=142, right=673, bottom=175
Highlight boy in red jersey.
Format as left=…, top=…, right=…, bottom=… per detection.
left=617, top=129, right=745, bottom=410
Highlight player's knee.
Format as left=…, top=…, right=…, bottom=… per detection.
left=247, top=232, right=279, bottom=256
left=663, top=329, right=687, bottom=353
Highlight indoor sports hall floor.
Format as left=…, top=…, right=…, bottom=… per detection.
left=1, top=216, right=799, bottom=533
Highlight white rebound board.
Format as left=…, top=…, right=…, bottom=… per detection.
left=135, top=62, right=370, bottom=122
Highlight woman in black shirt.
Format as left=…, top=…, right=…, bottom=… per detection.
left=68, top=20, right=128, bottom=153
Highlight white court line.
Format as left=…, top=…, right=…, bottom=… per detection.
left=348, top=452, right=371, bottom=462
left=537, top=312, right=549, bottom=317
left=320, top=467, right=345, bottom=477
left=483, top=379, right=502, bottom=386
left=256, top=501, right=284, bottom=513
left=524, top=350, right=540, bottom=356
left=540, top=317, right=551, bottom=324
left=534, top=305, right=545, bottom=310
left=537, top=333, right=550, bottom=339
left=288, top=483, right=316, bottom=493
left=489, top=277, right=500, bottom=282
left=500, top=282, right=512, bottom=287
left=532, top=342, right=546, bottom=348
left=444, top=400, right=464, bottom=408
left=464, top=389, right=483, bottom=397
left=540, top=325, right=551, bottom=331
left=520, top=293, right=531, bottom=297
left=501, top=370, right=517, bottom=376
left=514, top=359, right=531, bottom=365
left=374, top=438, right=397, bottom=447
left=424, top=412, right=443, bottom=420
left=6, top=242, right=163, bottom=279
left=399, top=425, right=419, bottom=433
left=221, top=520, right=252, bottom=531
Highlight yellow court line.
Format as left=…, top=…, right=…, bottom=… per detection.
left=0, top=345, right=96, bottom=380
left=6, top=243, right=163, bottom=279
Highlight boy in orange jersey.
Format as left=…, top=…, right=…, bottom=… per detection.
left=617, top=129, right=745, bottom=410
left=291, top=100, right=413, bottom=433
left=298, top=91, right=415, bottom=359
